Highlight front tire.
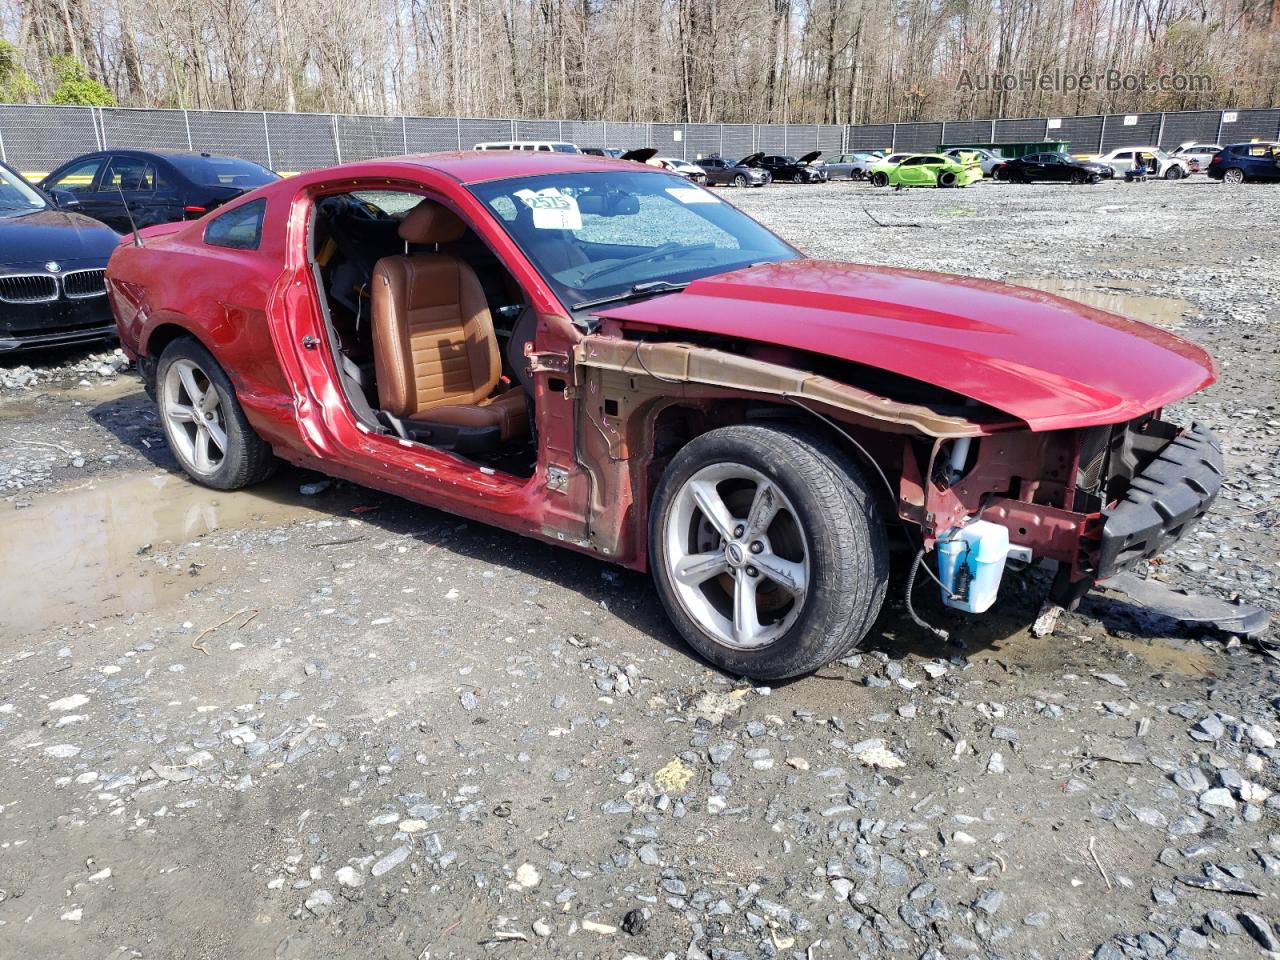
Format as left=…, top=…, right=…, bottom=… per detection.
left=871, top=171, right=889, bottom=187
left=733, top=174, right=747, bottom=188
left=156, top=337, right=277, bottom=490
left=1164, top=165, right=1183, bottom=180
left=649, top=424, right=888, bottom=679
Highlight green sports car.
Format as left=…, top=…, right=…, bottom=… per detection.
left=870, top=153, right=983, bottom=188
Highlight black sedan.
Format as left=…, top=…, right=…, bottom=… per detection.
left=994, top=152, right=1106, bottom=184
left=695, top=156, right=769, bottom=187
left=738, top=151, right=828, bottom=183
left=0, top=161, right=120, bottom=352
left=39, top=149, right=279, bottom=234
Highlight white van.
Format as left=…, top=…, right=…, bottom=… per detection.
left=473, top=141, right=581, bottom=153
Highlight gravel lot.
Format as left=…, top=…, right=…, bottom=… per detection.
left=2, top=177, right=1279, bottom=960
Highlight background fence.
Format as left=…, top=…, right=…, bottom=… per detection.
left=0, top=103, right=1277, bottom=176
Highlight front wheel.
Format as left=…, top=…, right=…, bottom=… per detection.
left=649, top=424, right=888, bottom=679
left=1164, top=165, right=1183, bottom=180
left=157, top=337, right=277, bottom=490
left=733, top=174, right=747, bottom=188
left=871, top=171, right=889, bottom=187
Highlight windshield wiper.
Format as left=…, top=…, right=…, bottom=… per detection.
left=572, top=280, right=689, bottom=312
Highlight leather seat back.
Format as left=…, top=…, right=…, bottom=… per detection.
left=371, top=200, right=500, bottom=418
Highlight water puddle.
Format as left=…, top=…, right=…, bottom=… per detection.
left=1007, top=276, right=1192, bottom=327
left=1111, top=634, right=1217, bottom=677
left=0, top=472, right=341, bottom=639
left=0, top=378, right=141, bottom=420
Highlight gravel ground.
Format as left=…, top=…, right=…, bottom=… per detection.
left=2, top=177, right=1279, bottom=960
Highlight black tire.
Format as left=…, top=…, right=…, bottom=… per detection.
left=1164, top=165, right=1183, bottom=180
left=156, top=337, right=277, bottom=490
left=871, top=171, right=889, bottom=187
left=1070, top=171, right=1085, bottom=184
left=1223, top=167, right=1245, bottom=184
left=937, top=171, right=957, bottom=188
left=733, top=174, right=747, bottom=188
left=649, top=424, right=889, bottom=679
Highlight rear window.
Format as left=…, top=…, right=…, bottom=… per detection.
left=204, top=198, right=266, bottom=250
left=169, top=154, right=278, bottom=189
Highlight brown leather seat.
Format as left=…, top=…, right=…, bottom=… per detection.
left=371, top=199, right=527, bottom=444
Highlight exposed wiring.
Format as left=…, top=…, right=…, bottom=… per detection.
left=906, top=549, right=951, bottom=641
left=629, top=340, right=686, bottom=384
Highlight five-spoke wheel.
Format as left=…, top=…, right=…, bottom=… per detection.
left=650, top=424, right=888, bottom=679
left=163, top=357, right=228, bottom=477
left=155, top=337, right=276, bottom=490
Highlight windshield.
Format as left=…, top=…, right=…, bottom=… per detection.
left=469, top=171, right=798, bottom=311
left=0, top=165, right=47, bottom=213
left=167, top=154, right=278, bottom=189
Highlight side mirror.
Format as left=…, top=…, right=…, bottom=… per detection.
left=50, top=189, right=80, bottom=208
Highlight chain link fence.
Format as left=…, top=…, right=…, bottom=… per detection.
left=0, top=104, right=1276, bottom=177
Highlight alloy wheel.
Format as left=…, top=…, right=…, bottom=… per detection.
left=663, top=463, right=810, bottom=651
left=162, top=358, right=228, bottom=476
left=1223, top=168, right=1244, bottom=184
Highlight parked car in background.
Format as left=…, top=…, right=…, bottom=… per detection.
left=872, top=154, right=982, bottom=188
left=1088, top=147, right=1188, bottom=179
left=0, top=160, right=119, bottom=352
left=651, top=157, right=708, bottom=184
left=822, top=152, right=884, bottom=180
left=1207, top=142, right=1280, bottom=183
left=39, top=149, right=279, bottom=234
left=943, top=147, right=1003, bottom=177
left=581, top=147, right=625, bottom=159
left=739, top=152, right=828, bottom=183
left=105, top=151, right=1222, bottom=679
left=696, top=156, right=769, bottom=187
left=473, top=141, right=581, bottom=153
left=995, top=153, right=1105, bottom=184
left=1171, top=143, right=1222, bottom=173
left=865, top=153, right=913, bottom=182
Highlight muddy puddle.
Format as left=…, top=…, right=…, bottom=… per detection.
left=1, top=472, right=343, bottom=639
left=1007, top=276, right=1192, bottom=327
left=0, top=377, right=141, bottom=419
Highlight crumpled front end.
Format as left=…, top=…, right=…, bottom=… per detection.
left=901, top=414, right=1223, bottom=609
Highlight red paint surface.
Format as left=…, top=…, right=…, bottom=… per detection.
left=598, top=260, right=1216, bottom=431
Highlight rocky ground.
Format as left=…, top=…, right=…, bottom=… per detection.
left=1, top=177, right=1278, bottom=960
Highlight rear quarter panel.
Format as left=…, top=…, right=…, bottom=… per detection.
left=106, top=195, right=297, bottom=447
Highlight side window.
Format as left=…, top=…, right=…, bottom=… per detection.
left=46, top=157, right=105, bottom=194
left=103, top=157, right=157, bottom=192
left=204, top=198, right=266, bottom=251
left=1115, top=151, right=1133, bottom=160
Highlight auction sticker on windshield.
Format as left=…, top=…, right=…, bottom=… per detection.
left=514, top=188, right=583, bottom=229
left=666, top=186, right=719, bottom=204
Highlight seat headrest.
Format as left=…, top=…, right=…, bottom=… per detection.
left=398, top=199, right=467, bottom=244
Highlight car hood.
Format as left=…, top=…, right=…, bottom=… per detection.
left=0, top=208, right=121, bottom=268
left=797, top=150, right=822, bottom=165
left=594, top=260, right=1215, bottom=431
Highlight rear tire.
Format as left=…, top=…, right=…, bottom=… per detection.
left=937, top=171, right=957, bottom=188
left=1223, top=167, right=1245, bottom=184
left=156, top=337, right=277, bottom=490
left=649, top=424, right=888, bottom=679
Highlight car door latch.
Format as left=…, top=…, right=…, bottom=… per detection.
left=302, top=335, right=321, bottom=350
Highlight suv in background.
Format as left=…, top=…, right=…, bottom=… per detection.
left=581, top=147, right=625, bottom=159
left=1207, top=142, right=1280, bottom=183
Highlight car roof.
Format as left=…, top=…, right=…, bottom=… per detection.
left=315, top=151, right=670, bottom=184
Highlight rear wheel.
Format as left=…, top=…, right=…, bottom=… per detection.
left=937, top=171, right=957, bottom=188
left=1223, top=167, right=1245, bottom=184
left=871, top=171, right=889, bottom=187
left=649, top=424, right=888, bottom=679
left=157, top=337, right=276, bottom=490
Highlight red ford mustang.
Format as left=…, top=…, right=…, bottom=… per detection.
left=105, top=151, right=1220, bottom=678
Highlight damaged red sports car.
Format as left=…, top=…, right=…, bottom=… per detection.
left=105, top=151, right=1221, bottom=679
